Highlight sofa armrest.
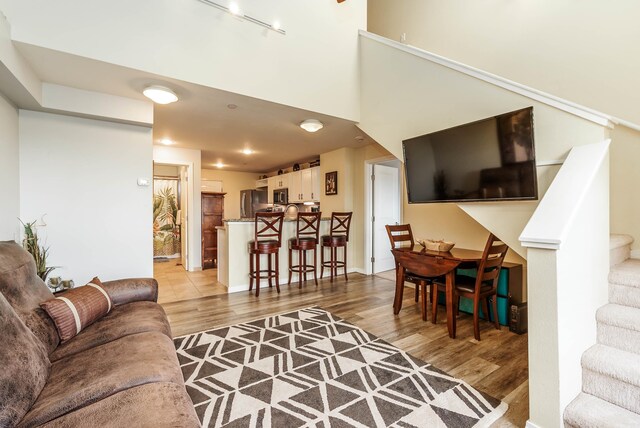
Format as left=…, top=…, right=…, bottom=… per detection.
left=100, top=278, right=158, bottom=306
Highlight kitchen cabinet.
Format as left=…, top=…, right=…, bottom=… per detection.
left=288, top=171, right=302, bottom=203
left=269, top=175, right=288, bottom=189
left=301, top=169, right=313, bottom=201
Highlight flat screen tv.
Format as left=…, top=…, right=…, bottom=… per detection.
left=403, top=107, right=538, bottom=203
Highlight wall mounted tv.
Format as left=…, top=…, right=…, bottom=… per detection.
left=403, top=107, right=538, bottom=204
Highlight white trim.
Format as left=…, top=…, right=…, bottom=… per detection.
left=359, top=30, right=625, bottom=130
left=57, top=296, right=82, bottom=333
left=630, top=249, right=640, bottom=259
left=87, top=282, right=111, bottom=312
left=225, top=268, right=366, bottom=294
left=525, top=421, right=542, bottom=428
left=536, top=159, right=565, bottom=167
left=520, top=140, right=611, bottom=249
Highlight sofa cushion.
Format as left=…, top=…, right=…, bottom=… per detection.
left=41, top=278, right=113, bottom=342
left=18, top=331, right=185, bottom=427
left=0, top=241, right=60, bottom=354
left=38, top=382, right=200, bottom=428
left=50, top=301, right=172, bottom=362
left=0, top=292, right=50, bottom=428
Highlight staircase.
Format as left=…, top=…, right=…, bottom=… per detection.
left=564, top=234, right=640, bottom=427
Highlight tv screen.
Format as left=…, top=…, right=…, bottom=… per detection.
left=403, top=107, right=538, bottom=203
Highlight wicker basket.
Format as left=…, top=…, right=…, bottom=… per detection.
left=418, top=239, right=455, bottom=252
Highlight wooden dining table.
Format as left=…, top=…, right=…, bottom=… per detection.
left=391, top=246, right=484, bottom=338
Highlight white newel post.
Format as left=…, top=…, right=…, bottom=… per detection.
left=520, top=141, right=610, bottom=428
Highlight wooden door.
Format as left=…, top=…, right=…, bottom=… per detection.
left=202, top=193, right=225, bottom=269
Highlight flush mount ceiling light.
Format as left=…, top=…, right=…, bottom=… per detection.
left=300, top=119, right=324, bottom=133
left=241, top=148, right=253, bottom=155
left=143, top=86, right=178, bottom=104
left=197, top=0, right=286, bottom=35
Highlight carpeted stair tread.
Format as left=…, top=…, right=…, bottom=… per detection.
left=610, top=259, right=640, bottom=288
left=609, top=283, right=640, bottom=310
left=610, top=234, right=634, bottom=251
left=597, top=304, right=640, bottom=332
left=564, top=392, right=640, bottom=428
left=582, top=344, right=640, bottom=413
left=582, top=344, right=640, bottom=387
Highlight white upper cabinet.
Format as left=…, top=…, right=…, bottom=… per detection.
left=289, top=171, right=302, bottom=203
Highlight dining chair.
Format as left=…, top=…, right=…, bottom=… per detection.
left=248, top=212, right=284, bottom=297
left=454, top=233, right=509, bottom=340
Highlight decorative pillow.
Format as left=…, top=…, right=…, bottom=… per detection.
left=40, top=277, right=112, bottom=342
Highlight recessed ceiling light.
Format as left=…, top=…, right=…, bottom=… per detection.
left=160, top=139, right=174, bottom=146
left=214, top=162, right=225, bottom=168
left=229, top=2, right=241, bottom=15
left=143, top=86, right=178, bottom=104
left=355, top=136, right=365, bottom=142
left=272, top=21, right=281, bottom=31
left=227, top=104, right=238, bottom=109
left=241, top=148, right=253, bottom=155
left=300, top=119, right=323, bottom=133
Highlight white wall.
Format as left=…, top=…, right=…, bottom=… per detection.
left=19, top=110, right=153, bottom=283
left=0, top=92, right=19, bottom=241
left=358, top=34, right=609, bottom=260
left=153, top=146, right=202, bottom=271
left=368, top=0, right=640, bottom=126
left=0, top=0, right=366, bottom=121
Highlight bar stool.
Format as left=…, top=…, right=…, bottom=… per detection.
left=288, top=212, right=321, bottom=288
left=321, top=212, right=353, bottom=281
left=248, top=212, right=284, bottom=297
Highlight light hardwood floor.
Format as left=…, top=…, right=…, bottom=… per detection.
left=156, top=263, right=529, bottom=427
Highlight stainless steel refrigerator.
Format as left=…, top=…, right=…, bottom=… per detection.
left=240, top=188, right=268, bottom=218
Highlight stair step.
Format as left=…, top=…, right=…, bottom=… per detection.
left=564, top=392, right=640, bottom=428
left=582, top=344, right=640, bottom=414
left=597, top=304, right=640, bottom=354
left=609, top=259, right=640, bottom=288
left=610, top=234, right=633, bottom=266
left=609, top=283, right=640, bottom=310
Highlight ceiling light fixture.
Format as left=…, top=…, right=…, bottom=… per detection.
left=143, top=86, right=178, bottom=104
left=197, top=0, right=286, bottom=35
left=160, top=139, right=174, bottom=145
left=300, top=119, right=324, bottom=133
left=241, top=148, right=253, bottom=155
left=214, top=162, right=225, bottom=168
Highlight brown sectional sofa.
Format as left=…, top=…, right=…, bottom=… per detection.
left=0, top=241, right=200, bottom=427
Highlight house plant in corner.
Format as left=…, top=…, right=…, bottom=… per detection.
left=20, top=218, right=56, bottom=282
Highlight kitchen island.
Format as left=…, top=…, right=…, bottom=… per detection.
left=218, top=218, right=342, bottom=293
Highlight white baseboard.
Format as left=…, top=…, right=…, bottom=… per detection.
left=525, top=420, right=542, bottom=428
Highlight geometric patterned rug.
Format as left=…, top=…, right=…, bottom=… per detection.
left=174, top=307, right=507, bottom=427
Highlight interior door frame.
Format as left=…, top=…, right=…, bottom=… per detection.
left=153, top=160, right=195, bottom=271
left=364, top=156, right=403, bottom=276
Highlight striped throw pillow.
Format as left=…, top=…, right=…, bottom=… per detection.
left=40, top=277, right=112, bottom=343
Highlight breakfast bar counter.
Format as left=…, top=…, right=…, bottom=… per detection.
left=217, top=218, right=332, bottom=293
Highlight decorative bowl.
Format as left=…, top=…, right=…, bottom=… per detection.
left=418, top=239, right=455, bottom=252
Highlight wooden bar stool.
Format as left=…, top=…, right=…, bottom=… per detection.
left=288, top=212, right=321, bottom=288
left=321, top=212, right=353, bottom=281
left=248, top=212, right=284, bottom=297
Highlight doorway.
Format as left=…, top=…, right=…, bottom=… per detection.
left=365, top=158, right=402, bottom=275
left=153, top=163, right=188, bottom=270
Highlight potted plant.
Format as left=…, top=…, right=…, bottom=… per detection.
left=20, top=219, right=56, bottom=281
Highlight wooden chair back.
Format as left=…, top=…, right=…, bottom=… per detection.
left=475, top=233, right=509, bottom=292
left=391, top=249, right=460, bottom=278
left=385, top=224, right=414, bottom=249
left=330, top=212, right=353, bottom=241
left=254, top=212, right=284, bottom=248
left=296, top=212, right=321, bottom=242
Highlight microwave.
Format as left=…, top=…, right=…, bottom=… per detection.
left=273, top=188, right=288, bottom=205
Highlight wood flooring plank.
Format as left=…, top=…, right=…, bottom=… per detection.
left=156, top=264, right=529, bottom=427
